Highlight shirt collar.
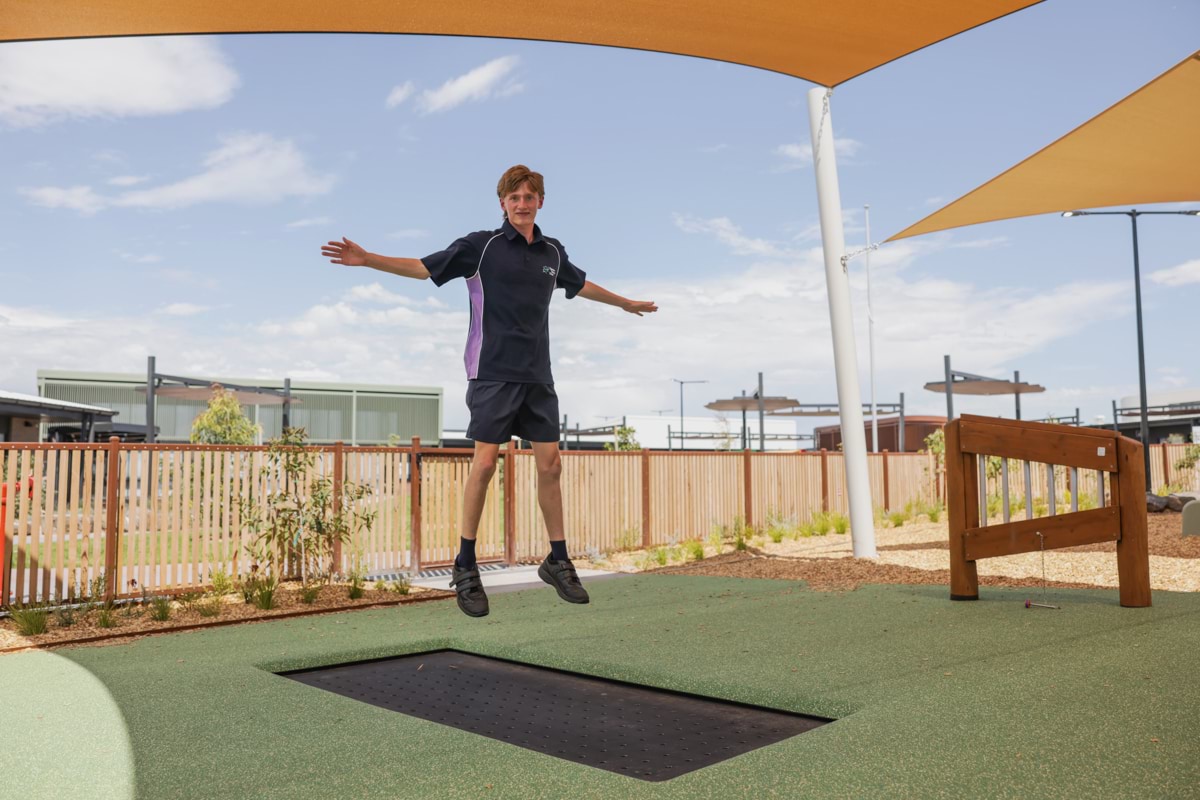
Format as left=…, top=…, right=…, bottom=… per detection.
left=502, top=218, right=543, bottom=243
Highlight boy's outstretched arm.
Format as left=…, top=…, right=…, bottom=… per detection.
left=577, top=280, right=658, bottom=316
left=321, top=237, right=431, bottom=280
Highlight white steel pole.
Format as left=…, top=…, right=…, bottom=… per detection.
left=807, top=87, right=877, bottom=558
left=865, top=204, right=878, bottom=454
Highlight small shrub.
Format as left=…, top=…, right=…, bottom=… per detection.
left=831, top=513, right=850, bottom=534
left=300, top=584, right=322, bottom=604
left=252, top=577, right=277, bottom=610
left=616, top=527, right=640, bottom=551
left=96, top=608, right=117, bottom=628
left=653, top=547, right=669, bottom=566
left=707, top=527, right=725, bottom=552
left=149, top=598, right=172, bottom=621
left=926, top=502, right=943, bottom=523
left=348, top=581, right=365, bottom=600
left=210, top=568, right=234, bottom=597
left=734, top=532, right=748, bottom=551
left=6, top=604, right=50, bottom=636
left=374, top=579, right=388, bottom=592
left=768, top=527, right=785, bottom=543
left=888, top=510, right=906, bottom=528
left=685, top=540, right=705, bottom=561
left=391, top=577, right=411, bottom=595
left=197, top=598, right=223, bottom=617
left=812, top=513, right=832, bottom=536
left=178, top=591, right=203, bottom=610
left=54, top=605, right=78, bottom=628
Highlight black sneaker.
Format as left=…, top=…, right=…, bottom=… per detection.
left=538, top=556, right=590, bottom=604
left=448, top=563, right=489, bottom=617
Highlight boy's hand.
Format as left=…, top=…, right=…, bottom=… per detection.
left=622, top=299, right=658, bottom=316
left=322, top=237, right=368, bottom=266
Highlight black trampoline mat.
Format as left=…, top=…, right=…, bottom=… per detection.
left=280, top=650, right=830, bottom=781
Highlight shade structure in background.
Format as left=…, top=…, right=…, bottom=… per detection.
left=889, top=50, right=1200, bottom=241
left=2, top=0, right=1041, bottom=87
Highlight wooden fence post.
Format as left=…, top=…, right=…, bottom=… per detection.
left=1160, top=444, right=1170, bottom=491
left=332, top=441, right=344, bottom=574
left=945, top=421, right=979, bottom=600
left=504, top=441, right=516, bottom=565
left=820, top=449, right=830, bottom=513
left=103, top=436, right=121, bottom=603
left=1116, top=437, right=1152, bottom=607
left=743, top=447, right=753, bottom=530
left=410, top=436, right=422, bottom=573
left=882, top=450, right=890, bottom=511
left=641, top=449, right=651, bottom=548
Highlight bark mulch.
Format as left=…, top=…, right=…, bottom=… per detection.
left=652, top=549, right=1112, bottom=593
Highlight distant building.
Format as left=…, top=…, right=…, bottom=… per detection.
left=37, top=370, right=442, bottom=445
left=812, top=415, right=945, bottom=453
left=1089, top=389, right=1200, bottom=444
left=0, top=390, right=116, bottom=442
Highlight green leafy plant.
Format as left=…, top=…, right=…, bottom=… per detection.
left=831, top=513, right=850, bottom=534
left=300, top=583, right=322, bottom=603
left=391, top=577, right=412, bottom=595
left=812, top=512, right=832, bottom=536
left=178, top=591, right=203, bottom=610
left=374, top=579, right=388, bottom=592
left=209, top=568, right=234, bottom=597
left=798, top=521, right=815, bottom=538
left=252, top=575, right=277, bottom=610
left=925, top=502, right=943, bottom=523
left=54, top=604, right=78, bottom=628
left=602, top=425, right=642, bottom=451
left=190, top=384, right=259, bottom=445
left=653, top=547, right=669, bottom=566
left=707, top=526, right=726, bottom=552
left=616, top=527, right=641, bottom=551
left=197, top=598, right=223, bottom=617
left=149, top=598, right=172, bottom=621
left=887, top=510, right=907, bottom=528
left=96, top=608, right=117, bottom=628
left=685, top=540, right=705, bottom=561
left=236, top=427, right=378, bottom=585
left=6, top=604, right=50, bottom=636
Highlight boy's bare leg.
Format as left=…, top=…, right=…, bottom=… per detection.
left=530, top=440, right=565, bottom=543
left=461, top=441, right=501, bottom=542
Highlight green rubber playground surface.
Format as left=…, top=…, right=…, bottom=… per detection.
left=2, top=575, right=1198, bottom=799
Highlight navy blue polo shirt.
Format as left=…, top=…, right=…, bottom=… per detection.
left=422, top=219, right=587, bottom=383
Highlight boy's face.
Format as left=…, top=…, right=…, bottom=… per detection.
left=500, top=180, right=543, bottom=226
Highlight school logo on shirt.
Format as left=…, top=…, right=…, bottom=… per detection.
left=542, top=266, right=557, bottom=277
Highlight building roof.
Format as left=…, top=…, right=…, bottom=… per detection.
left=0, top=389, right=117, bottom=419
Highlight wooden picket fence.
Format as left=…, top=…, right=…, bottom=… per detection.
left=3, top=437, right=935, bottom=605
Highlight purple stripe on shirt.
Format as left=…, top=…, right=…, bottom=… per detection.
left=465, top=273, right=484, bottom=379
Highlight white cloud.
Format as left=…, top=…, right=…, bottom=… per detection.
left=107, top=175, right=150, bottom=187
left=21, top=185, right=106, bottom=215
left=417, top=56, right=523, bottom=114
left=672, top=214, right=791, bottom=258
left=22, top=133, right=334, bottom=214
left=1149, top=259, right=1200, bottom=287
left=698, top=143, right=729, bottom=154
left=286, top=216, right=333, bottom=229
left=774, top=137, right=862, bottom=171
left=157, top=303, right=211, bottom=316
left=343, top=283, right=415, bottom=305
left=0, top=37, right=238, bottom=127
left=385, top=81, right=416, bottom=109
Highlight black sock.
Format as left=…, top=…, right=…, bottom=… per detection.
left=455, top=537, right=477, bottom=569
left=549, top=539, right=569, bottom=562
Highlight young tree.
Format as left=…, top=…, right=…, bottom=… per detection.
left=190, top=384, right=258, bottom=445
left=603, top=425, right=642, bottom=451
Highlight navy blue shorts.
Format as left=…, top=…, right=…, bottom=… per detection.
left=465, top=381, right=560, bottom=444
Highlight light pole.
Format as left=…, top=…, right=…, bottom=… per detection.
left=864, top=204, right=878, bottom=453
left=1063, top=208, right=1199, bottom=483
left=672, top=378, right=707, bottom=451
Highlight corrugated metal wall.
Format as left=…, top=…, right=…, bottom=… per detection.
left=41, top=379, right=441, bottom=444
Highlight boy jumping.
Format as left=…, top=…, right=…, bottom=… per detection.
left=321, top=165, right=657, bottom=617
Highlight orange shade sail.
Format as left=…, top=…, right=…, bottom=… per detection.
left=3, top=0, right=1040, bottom=87
left=889, top=50, right=1200, bottom=241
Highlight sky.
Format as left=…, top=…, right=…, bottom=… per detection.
left=1, top=0, right=1197, bottom=438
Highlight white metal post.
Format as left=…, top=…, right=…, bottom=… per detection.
left=807, top=87, right=877, bottom=558
left=865, top=204, right=878, bottom=453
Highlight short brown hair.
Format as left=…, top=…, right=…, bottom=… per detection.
left=497, top=165, right=545, bottom=216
